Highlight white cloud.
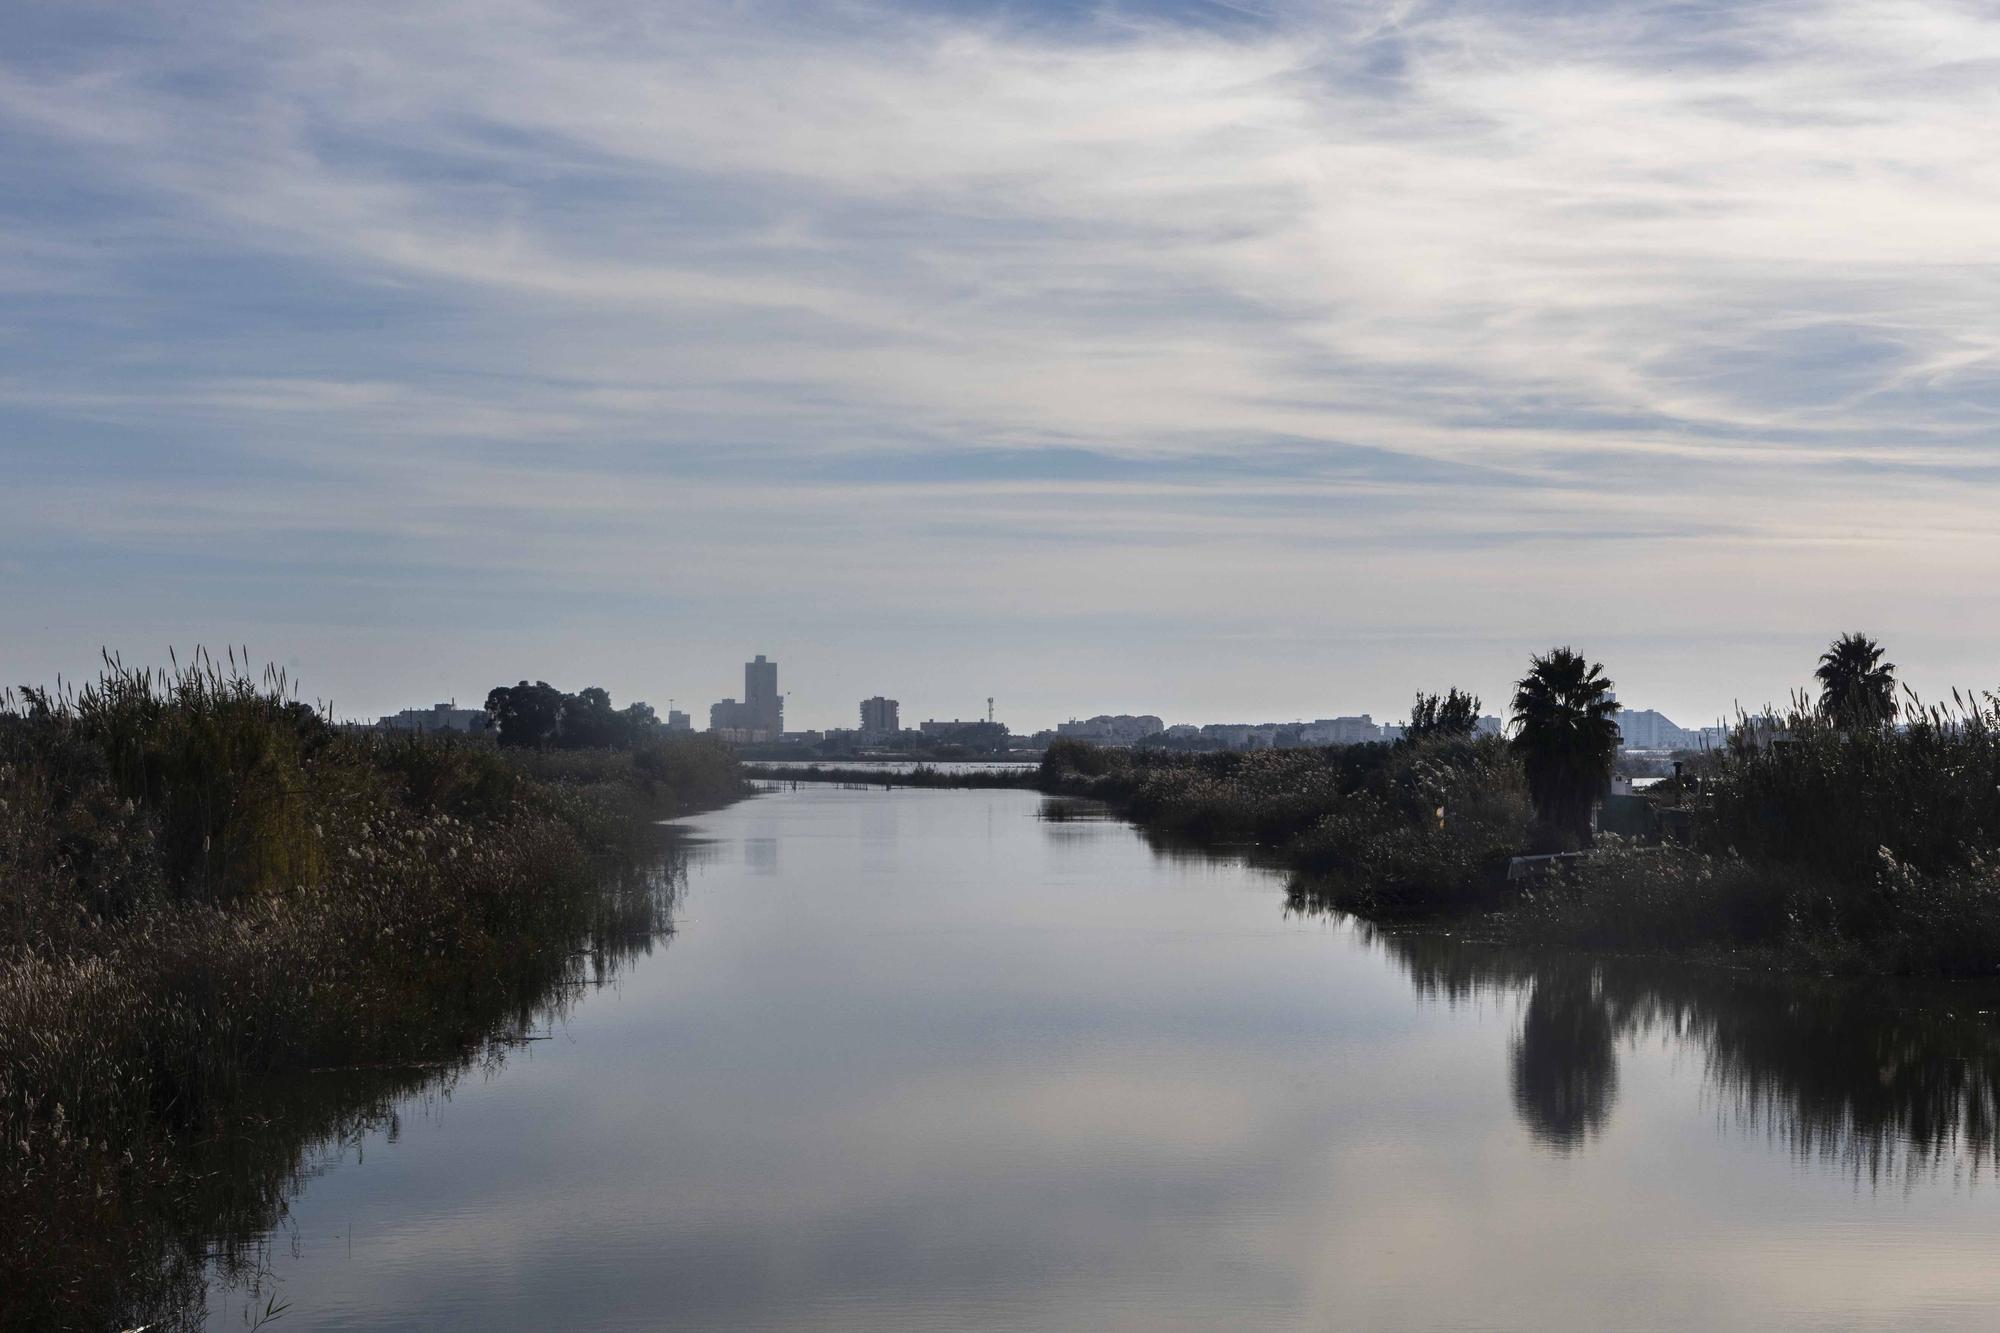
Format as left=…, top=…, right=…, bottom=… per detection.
left=6, top=0, right=2000, bottom=722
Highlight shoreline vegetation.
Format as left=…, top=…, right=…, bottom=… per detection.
left=1039, top=672, right=2000, bottom=979
left=0, top=656, right=743, bottom=1332
left=763, top=640, right=2000, bottom=981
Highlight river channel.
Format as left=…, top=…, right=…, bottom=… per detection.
left=204, top=785, right=2000, bottom=1330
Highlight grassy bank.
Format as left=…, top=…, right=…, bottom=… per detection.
left=1037, top=736, right=1532, bottom=917
left=0, top=659, right=742, bottom=1331
left=1041, top=712, right=2000, bottom=978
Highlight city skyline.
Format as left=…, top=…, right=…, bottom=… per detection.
left=362, top=648, right=1735, bottom=742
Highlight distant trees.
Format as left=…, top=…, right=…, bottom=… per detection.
left=1406, top=688, right=1481, bottom=742
left=483, top=681, right=666, bottom=750
left=484, top=681, right=567, bottom=747
left=1815, top=632, right=1897, bottom=729
left=1510, top=648, right=1620, bottom=849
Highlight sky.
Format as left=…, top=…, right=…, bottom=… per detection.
left=5, top=0, right=2000, bottom=732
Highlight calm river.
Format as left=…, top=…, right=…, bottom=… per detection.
left=206, top=786, right=2000, bottom=1330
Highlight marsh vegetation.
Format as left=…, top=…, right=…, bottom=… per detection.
left=1046, top=639, right=2000, bottom=977
left=0, top=654, right=737, bottom=1331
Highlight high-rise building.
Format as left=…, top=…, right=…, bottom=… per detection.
left=860, top=696, right=899, bottom=736
left=745, top=654, right=781, bottom=736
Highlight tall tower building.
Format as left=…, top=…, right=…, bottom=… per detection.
left=860, top=696, right=899, bottom=736
left=745, top=654, right=782, bottom=736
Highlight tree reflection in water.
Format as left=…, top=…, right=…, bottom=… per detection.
left=1363, top=923, right=2000, bottom=1179
left=1511, top=971, right=1619, bottom=1150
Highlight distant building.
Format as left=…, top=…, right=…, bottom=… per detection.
left=1056, top=714, right=1165, bottom=745
left=1612, top=705, right=1710, bottom=750
left=744, top=654, right=782, bottom=737
left=709, top=697, right=750, bottom=741
left=1298, top=715, right=1383, bottom=746
left=920, top=719, right=1009, bottom=748
left=378, top=702, right=485, bottom=734
left=860, top=696, right=900, bottom=736
left=710, top=653, right=783, bottom=743
left=665, top=709, right=692, bottom=732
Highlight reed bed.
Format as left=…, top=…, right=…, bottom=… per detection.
left=1048, top=705, right=2000, bottom=976
left=1509, top=694, right=2000, bottom=972
left=0, top=653, right=741, bottom=1331
left=1038, top=736, right=1533, bottom=915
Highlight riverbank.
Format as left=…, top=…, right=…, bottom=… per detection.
left=0, top=662, right=744, bottom=1331
left=133, top=781, right=2000, bottom=1329
left=1038, top=722, right=2000, bottom=979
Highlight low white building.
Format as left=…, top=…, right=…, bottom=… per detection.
left=1298, top=715, right=1384, bottom=745
left=1612, top=706, right=1708, bottom=750
left=378, top=703, right=485, bottom=734
left=1057, top=714, right=1165, bottom=744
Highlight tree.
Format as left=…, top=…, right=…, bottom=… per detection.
left=484, top=681, right=566, bottom=748
left=561, top=686, right=620, bottom=748
left=617, top=701, right=662, bottom=742
left=484, top=682, right=666, bottom=749
left=1815, top=632, right=1896, bottom=729
left=1510, top=648, right=1620, bottom=849
left=1407, top=688, right=1481, bottom=741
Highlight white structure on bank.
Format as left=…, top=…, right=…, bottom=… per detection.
left=1057, top=714, right=1165, bottom=744
left=1611, top=702, right=1721, bottom=750
left=378, top=702, right=485, bottom=733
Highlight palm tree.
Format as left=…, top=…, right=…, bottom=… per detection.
left=1814, top=633, right=1896, bottom=729
left=1510, top=648, right=1620, bottom=849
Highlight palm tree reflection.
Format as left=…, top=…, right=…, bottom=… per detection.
left=1364, top=924, right=2000, bottom=1176
left=1510, top=972, right=1619, bottom=1150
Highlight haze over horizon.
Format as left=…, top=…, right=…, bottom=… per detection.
left=8, top=0, right=2000, bottom=730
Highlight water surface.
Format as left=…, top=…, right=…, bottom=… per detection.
left=207, top=787, right=2000, bottom=1330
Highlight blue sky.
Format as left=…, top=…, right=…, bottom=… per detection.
left=6, top=0, right=2000, bottom=730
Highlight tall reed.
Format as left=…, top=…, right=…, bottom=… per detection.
left=0, top=653, right=741, bottom=1331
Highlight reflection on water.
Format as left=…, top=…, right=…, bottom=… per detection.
left=63, top=789, right=2000, bottom=1330
left=31, top=832, right=695, bottom=1333
left=1373, top=927, right=2000, bottom=1179
left=1511, top=972, right=1619, bottom=1151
